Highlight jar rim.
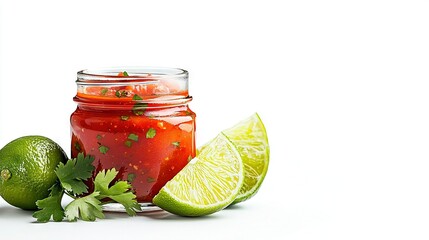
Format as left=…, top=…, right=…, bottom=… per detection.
left=77, top=66, right=188, bottom=83
left=75, top=67, right=190, bottom=103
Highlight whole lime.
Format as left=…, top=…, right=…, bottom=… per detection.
left=0, top=136, right=67, bottom=210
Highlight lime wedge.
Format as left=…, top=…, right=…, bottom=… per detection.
left=153, top=133, right=244, bottom=216
left=222, top=113, right=270, bottom=204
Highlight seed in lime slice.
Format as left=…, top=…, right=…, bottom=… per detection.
left=222, top=113, right=270, bottom=204
left=153, top=133, right=244, bottom=216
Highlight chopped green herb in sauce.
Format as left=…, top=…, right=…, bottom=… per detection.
left=132, top=103, right=147, bottom=116
left=115, top=90, right=128, bottom=98
left=98, top=145, right=109, bottom=154
left=127, top=173, right=136, bottom=183
left=146, top=128, right=156, bottom=139
left=132, top=94, right=143, bottom=101
left=128, top=133, right=139, bottom=142
left=74, top=142, right=81, bottom=151
left=124, top=140, right=132, bottom=148
left=100, top=88, right=108, bottom=96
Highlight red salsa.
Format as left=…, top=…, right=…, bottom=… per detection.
left=70, top=68, right=195, bottom=203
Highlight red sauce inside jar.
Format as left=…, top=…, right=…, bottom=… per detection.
left=70, top=68, right=196, bottom=202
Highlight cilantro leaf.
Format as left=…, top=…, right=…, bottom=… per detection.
left=74, top=142, right=81, bottom=151
left=128, top=133, right=138, bottom=142
left=147, top=177, right=156, bottom=183
left=132, top=94, right=143, bottom=100
left=109, top=192, right=142, bottom=216
left=172, top=141, right=180, bottom=147
left=33, top=183, right=65, bottom=222
left=64, top=192, right=104, bottom=222
left=98, top=145, right=109, bottom=154
left=124, top=140, right=132, bottom=148
left=94, top=169, right=141, bottom=216
left=115, top=90, right=128, bottom=98
left=55, top=153, right=95, bottom=195
left=100, top=88, right=108, bottom=96
left=123, top=71, right=129, bottom=76
left=133, top=102, right=147, bottom=116
left=34, top=153, right=141, bottom=223
left=93, top=169, right=121, bottom=195
left=127, top=173, right=136, bottom=183
left=146, top=128, right=156, bottom=138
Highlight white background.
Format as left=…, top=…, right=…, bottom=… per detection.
left=1, top=0, right=429, bottom=239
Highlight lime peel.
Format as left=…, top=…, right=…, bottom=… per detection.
left=153, top=133, right=244, bottom=216
left=1, top=169, right=11, bottom=181
left=224, top=113, right=270, bottom=204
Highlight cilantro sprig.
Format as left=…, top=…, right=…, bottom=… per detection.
left=94, top=169, right=141, bottom=216
left=33, top=153, right=141, bottom=223
left=55, top=153, right=95, bottom=195
left=32, top=183, right=65, bottom=222
left=65, top=192, right=104, bottom=222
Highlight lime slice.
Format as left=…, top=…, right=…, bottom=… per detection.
left=222, top=113, right=270, bottom=204
left=153, top=133, right=244, bottom=216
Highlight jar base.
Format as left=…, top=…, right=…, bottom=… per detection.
left=102, top=202, right=162, bottom=213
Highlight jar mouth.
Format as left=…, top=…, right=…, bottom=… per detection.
left=77, top=67, right=188, bottom=83
left=75, top=67, right=190, bottom=102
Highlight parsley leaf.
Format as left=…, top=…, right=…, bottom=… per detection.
left=94, top=169, right=142, bottom=216
left=64, top=192, right=104, bottom=222
left=123, top=71, right=129, bottom=76
left=146, top=128, right=156, bottom=138
left=55, top=153, right=95, bottom=195
left=172, top=141, right=180, bottom=147
left=33, top=183, right=65, bottom=222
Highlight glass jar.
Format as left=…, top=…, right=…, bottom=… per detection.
left=70, top=67, right=196, bottom=210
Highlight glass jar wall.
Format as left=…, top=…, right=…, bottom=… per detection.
left=70, top=67, right=196, bottom=207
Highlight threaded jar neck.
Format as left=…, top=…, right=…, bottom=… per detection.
left=74, top=67, right=192, bottom=110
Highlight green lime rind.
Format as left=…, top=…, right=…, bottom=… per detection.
left=153, top=186, right=228, bottom=217
left=0, top=136, right=67, bottom=210
left=222, top=113, right=270, bottom=205
left=153, top=133, right=244, bottom=217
